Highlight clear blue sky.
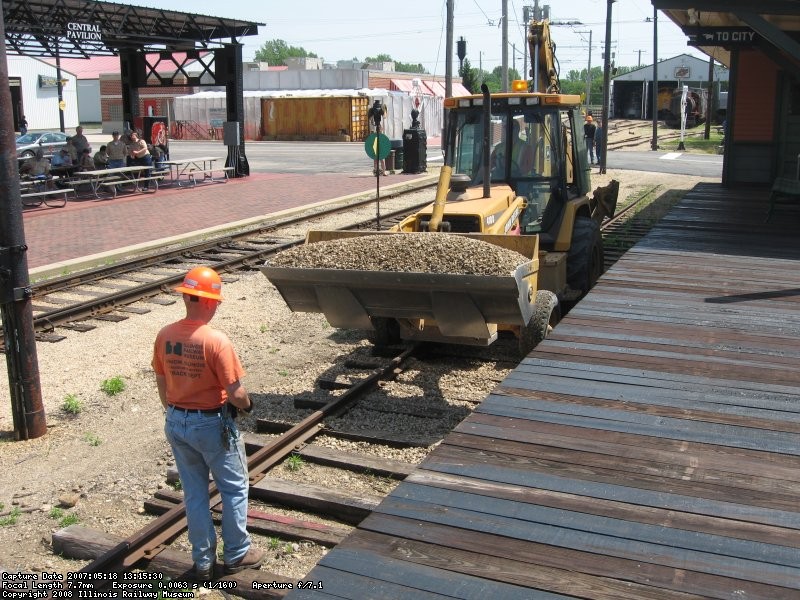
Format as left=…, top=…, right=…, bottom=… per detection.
left=134, top=0, right=704, bottom=76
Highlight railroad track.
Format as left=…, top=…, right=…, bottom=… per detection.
left=9, top=180, right=669, bottom=351
left=600, top=183, right=682, bottom=268
left=16, top=182, right=682, bottom=591
left=8, top=191, right=434, bottom=348
left=46, top=342, right=510, bottom=596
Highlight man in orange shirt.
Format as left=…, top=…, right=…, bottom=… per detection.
left=152, top=266, right=263, bottom=581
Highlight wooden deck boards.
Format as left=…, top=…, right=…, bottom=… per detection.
left=287, top=183, right=800, bottom=599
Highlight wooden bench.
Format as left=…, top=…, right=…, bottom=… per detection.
left=764, top=176, right=800, bottom=222
left=21, top=188, right=74, bottom=208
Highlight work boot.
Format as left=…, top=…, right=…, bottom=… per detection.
left=192, top=563, right=213, bottom=581
left=223, top=547, right=264, bottom=574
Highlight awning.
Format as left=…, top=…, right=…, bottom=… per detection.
left=390, top=78, right=472, bottom=98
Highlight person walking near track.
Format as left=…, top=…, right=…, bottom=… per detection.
left=152, top=266, right=263, bottom=580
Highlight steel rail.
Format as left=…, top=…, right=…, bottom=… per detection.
left=31, top=189, right=436, bottom=296
left=26, top=201, right=433, bottom=336
left=600, top=184, right=661, bottom=231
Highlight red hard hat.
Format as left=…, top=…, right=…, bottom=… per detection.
left=175, top=266, right=223, bottom=301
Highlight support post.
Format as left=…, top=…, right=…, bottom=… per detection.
left=0, top=9, right=47, bottom=440
left=704, top=56, right=714, bottom=140
left=599, top=0, right=614, bottom=174
left=219, top=44, right=249, bottom=177
left=55, top=46, right=65, bottom=133
left=651, top=8, right=659, bottom=151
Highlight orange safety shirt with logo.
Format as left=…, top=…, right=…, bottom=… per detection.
left=152, top=319, right=244, bottom=410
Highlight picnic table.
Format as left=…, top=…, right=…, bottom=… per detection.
left=19, top=177, right=73, bottom=208
left=161, top=156, right=233, bottom=186
left=73, top=165, right=159, bottom=198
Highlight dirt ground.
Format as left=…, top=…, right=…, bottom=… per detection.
left=0, top=137, right=721, bottom=584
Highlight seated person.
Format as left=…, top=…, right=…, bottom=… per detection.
left=20, top=149, right=51, bottom=179
left=491, top=121, right=536, bottom=178
left=93, top=145, right=109, bottom=169
left=78, top=148, right=96, bottom=171
left=65, top=137, right=79, bottom=164
left=149, top=143, right=166, bottom=169
left=51, top=146, right=73, bottom=168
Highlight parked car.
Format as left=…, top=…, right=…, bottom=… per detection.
left=16, top=131, right=70, bottom=159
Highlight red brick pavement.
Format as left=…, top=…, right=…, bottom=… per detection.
left=22, top=171, right=428, bottom=271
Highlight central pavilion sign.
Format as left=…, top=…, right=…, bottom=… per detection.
left=65, top=22, right=103, bottom=42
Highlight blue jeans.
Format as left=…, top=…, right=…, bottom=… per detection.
left=108, top=159, right=125, bottom=169
left=165, top=407, right=251, bottom=569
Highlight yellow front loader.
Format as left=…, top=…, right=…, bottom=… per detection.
left=262, top=20, right=618, bottom=354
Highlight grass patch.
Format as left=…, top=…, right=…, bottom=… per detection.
left=84, top=432, right=102, bottom=446
left=59, top=514, right=80, bottom=527
left=49, top=507, right=64, bottom=519
left=286, top=453, right=304, bottom=472
left=168, top=480, right=183, bottom=491
left=61, top=394, right=83, bottom=414
left=0, top=507, right=21, bottom=527
left=100, top=376, right=126, bottom=395
left=660, top=132, right=724, bottom=154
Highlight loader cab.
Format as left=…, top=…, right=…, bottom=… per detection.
left=448, top=95, right=589, bottom=248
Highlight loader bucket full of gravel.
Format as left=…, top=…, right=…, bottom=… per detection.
left=261, top=231, right=540, bottom=344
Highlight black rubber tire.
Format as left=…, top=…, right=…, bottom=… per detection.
left=519, top=290, right=560, bottom=355
left=566, top=216, right=604, bottom=298
left=20, top=150, right=35, bottom=159
left=370, top=317, right=401, bottom=347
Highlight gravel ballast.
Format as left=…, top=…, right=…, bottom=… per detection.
left=266, top=233, right=531, bottom=276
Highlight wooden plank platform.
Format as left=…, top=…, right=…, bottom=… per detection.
left=287, top=183, right=800, bottom=599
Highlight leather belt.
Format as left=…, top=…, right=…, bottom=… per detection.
left=168, top=404, right=223, bottom=414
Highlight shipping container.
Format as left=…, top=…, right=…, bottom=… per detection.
left=261, top=96, right=369, bottom=141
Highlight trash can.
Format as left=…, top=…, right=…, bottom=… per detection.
left=391, top=139, right=404, bottom=171
left=402, top=129, right=427, bottom=174
left=385, top=150, right=395, bottom=172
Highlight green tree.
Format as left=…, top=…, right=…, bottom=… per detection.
left=459, top=58, right=480, bottom=94
left=395, top=61, right=427, bottom=74
left=482, top=66, right=521, bottom=93
left=255, top=39, right=318, bottom=66
left=363, top=54, right=427, bottom=73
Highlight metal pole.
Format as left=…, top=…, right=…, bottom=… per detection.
left=651, top=8, right=659, bottom=151
left=0, top=9, right=47, bottom=440
left=445, top=0, right=453, bottom=144
left=55, top=46, right=65, bottom=133
left=523, top=6, right=530, bottom=82
left=585, top=30, right=593, bottom=106
left=599, top=0, right=614, bottom=174
left=704, top=56, right=714, bottom=139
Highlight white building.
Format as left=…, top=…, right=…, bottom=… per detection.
left=7, top=55, right=79, bottom=132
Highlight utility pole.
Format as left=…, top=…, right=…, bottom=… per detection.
left=599, top=0, right=614, bottom=175
left=576, top=30, right=593, bottom=106
left=512, top=43, right=516, bottom=74
left=651, top=8, right=658, bottom=151
left=0, top=8, right=47, bottom=440
left=523, top=5, right=530, bottom=82
left=637, top=49, right=643, bottom=67
left=502, top=0, right=509, bottom=91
